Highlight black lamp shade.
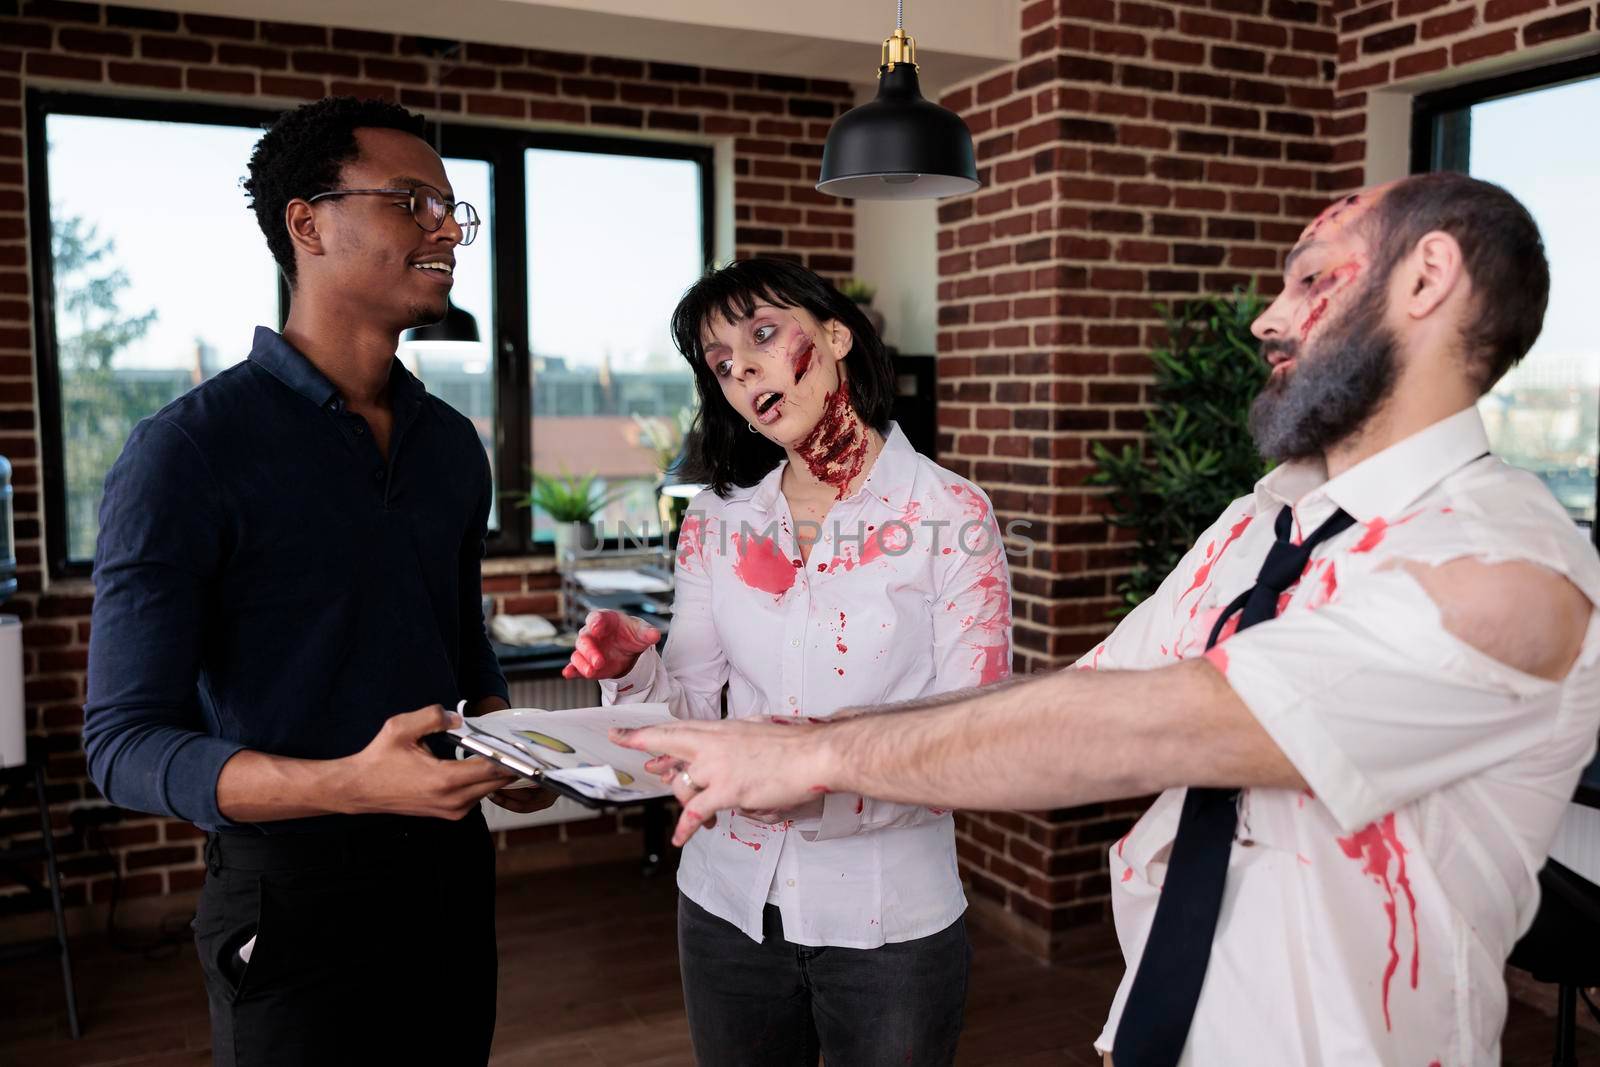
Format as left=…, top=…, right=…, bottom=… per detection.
left=401, top=299, right=480, bottom=345
left=817, top=64, right=979, bottom=200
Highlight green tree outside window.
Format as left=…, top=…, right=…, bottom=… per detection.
left=52, top=214, right=174, bottom=561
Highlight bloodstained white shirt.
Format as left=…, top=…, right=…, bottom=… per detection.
left=1086, top=407, right=1600, bottom=1066
left=603, top=424, right=1012, bottom=948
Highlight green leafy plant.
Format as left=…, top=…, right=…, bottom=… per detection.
left=513, top=469, right=627, bottom=524
left=1090, top=288, right=1270, bottom=614
left=837, top=278, right=877, bottom=304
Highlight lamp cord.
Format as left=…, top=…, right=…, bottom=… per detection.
left=433, top=42, right=464, bottom=155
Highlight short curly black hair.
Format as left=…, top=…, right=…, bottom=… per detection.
left=243, top=96, right=428, bottom=285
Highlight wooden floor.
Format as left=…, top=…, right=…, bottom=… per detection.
left=1, top=859, right=1593, bottom=1065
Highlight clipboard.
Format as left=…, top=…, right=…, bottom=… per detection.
left=448, top=729, right=614, bottom=809
left=447, top=703, right=676, bottom=808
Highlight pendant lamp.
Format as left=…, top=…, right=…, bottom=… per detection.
left=817, top=0, right=980, bottom=200
left=403, top=50, right=482, bottom=349
left=402, top=299, right=480, bottom=346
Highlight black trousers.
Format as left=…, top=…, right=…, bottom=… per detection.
left=193, top=809, right=498, bottom=1067
left=677, top=894, right=971, bottom=1067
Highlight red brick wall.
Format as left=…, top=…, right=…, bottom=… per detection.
left=1327, top=0, right=1597, bottom=184
left=936, top=0, right=1339, bottom=675
left=935, top=0, right=1597, bottom=957
left=934, top=0, right=1339, bottom=955
left=0, top=0, right=853, bottom=920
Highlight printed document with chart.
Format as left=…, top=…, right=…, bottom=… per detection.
left=448, top=703, right=676, bottom=806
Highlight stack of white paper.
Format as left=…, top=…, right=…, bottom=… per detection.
left=450, top=703, right=675, bottom=803
left=572, top=569, right=673, bottom=594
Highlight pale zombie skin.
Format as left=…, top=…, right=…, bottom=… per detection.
left=703, top=307, right=871, bottom=502
left=1256, top=184, right=1396, bottom=370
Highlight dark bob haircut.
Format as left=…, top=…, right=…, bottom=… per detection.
left=669, top=259, right=896, bottom=496
left=243, top=96, right=428, bottom=286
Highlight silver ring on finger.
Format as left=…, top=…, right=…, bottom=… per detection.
left=678, top=770, right=700, bottom=792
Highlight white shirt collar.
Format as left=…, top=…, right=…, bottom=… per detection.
left=747, top=422, right=916, bottom=517
left=1255, top=406, right=1491, bottom=523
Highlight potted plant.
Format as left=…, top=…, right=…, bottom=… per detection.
left=1090, top=288, right=1268, bottom=615
left=634, top=408, right=696, bottom=536
left=513, top=469, right=626, bottom=557
left=838, top=278, right=886, bottom=338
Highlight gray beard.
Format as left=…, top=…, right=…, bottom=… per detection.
left=1248, top=286, right=1399, bottom=464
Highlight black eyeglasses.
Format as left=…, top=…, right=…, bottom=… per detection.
left=306, top=185, right=481, bottom=245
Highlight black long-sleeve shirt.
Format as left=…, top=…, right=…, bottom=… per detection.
left=84, top=326, right=508, bottom=833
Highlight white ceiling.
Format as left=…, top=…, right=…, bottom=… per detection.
left=123, top=0, right=1018, bottom=94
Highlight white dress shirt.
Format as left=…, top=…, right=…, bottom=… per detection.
left=1084, top=407, right=1600, bottom=1066
left=604, top=424, right=1012, bottom=948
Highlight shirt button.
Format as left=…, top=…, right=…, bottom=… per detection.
left=788, top=696, right=797, bottom=705
left=353, top=423, right=365, bottom=436
left=373, top=469, right=385, bottom=482
left=790, top=639, right=800, bottom=648
left=786, top=879, right=796, bottom=887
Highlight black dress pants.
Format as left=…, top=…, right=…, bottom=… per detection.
left=193, top=809, right=497, bottom=1067
left=677, top=893, right=971, bottom=1067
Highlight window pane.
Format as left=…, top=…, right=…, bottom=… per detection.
left=1468, top=75, right=1600, bottom=525
left=525, top=149, right=702, bottom=543
left=398, top=157, right=499, bottom=530
left=45, top=115, right=277, bottom=562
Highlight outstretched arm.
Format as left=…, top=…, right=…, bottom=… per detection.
left=617, top=556, right=1592, bottom=846
left=618, top=658, right=1296, bottom=845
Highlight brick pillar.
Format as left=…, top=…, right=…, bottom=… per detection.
left=935, top=0, right=1340, bottom=958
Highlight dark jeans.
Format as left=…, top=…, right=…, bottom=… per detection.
left=677, top=893, right=971, bottom=1067
left=192, top=810, right=497, bottom=1067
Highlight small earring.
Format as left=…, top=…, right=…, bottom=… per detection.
left=747, top=422, right=760, bottom=434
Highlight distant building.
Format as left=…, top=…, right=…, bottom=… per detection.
left=398, top=343, right=694, bottom=534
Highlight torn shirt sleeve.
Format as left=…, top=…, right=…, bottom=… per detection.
left=1213, top=564, right=1571, bottom=833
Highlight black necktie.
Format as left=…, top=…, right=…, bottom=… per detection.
left=1112, top=504, right=1355, bottom=1067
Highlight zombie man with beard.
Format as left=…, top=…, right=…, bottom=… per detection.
left=611, top=173, right=1600, bottom=1066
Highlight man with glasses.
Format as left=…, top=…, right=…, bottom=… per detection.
left=84, top=96, right=535, bottom=1066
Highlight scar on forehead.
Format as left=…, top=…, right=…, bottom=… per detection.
left=1305, top=193, right=1365, bottom=237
